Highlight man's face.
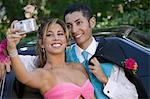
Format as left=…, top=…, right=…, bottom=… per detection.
left=65, top=11, right=93, bottom=49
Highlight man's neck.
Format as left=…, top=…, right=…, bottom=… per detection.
left=78, top=37, right=93, bottom=50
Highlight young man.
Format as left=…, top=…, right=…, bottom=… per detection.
left=63, top=3, right=138, bottom=99
left=1, top=3, right=138, bottom=99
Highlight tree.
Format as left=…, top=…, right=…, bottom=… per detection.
left=0, top=0, right=149, bottom=41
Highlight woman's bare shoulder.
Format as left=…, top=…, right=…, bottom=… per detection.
left=31, top=68, right=52, bottom=77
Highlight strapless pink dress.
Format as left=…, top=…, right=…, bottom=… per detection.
left=44, top=79, right=94, bottom=99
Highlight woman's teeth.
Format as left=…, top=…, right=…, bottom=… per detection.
left=52, top=44, right=61, bottom=47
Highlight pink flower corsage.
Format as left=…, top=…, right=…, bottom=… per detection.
left=0, top=39, right=10, bottom=63
left=124, top=58, right=138, bottom=74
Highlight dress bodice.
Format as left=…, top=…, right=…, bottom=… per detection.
left=44, top=79, right=94, bottom=99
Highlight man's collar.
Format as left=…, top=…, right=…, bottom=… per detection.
left=75, top=37, right=98, bottom=56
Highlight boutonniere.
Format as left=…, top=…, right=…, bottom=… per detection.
left=0, top=39, right=10, bottom=63
left=123, top=58, right=138, bottom=74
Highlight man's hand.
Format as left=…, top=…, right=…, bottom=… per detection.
left=89, top=57, right=108, bottom=84
left=0, top=61, right=11, bottom=79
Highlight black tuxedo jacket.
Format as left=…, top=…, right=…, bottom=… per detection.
left=90, top=37, right=148, bottom=99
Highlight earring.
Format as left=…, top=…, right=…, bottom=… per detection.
left=42, top=48, right=47, bottom=60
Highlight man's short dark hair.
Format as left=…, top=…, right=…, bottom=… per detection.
left=64, top=3, right=93, bottom=21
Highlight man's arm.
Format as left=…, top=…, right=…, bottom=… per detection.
left=19, top=55, right=38, bottom=71
left=0, top=55, right=37, bottom=79
left=103, top=65, right=138, bottom=99
left=89, top=58, right=138, bottom=99
left=0, top=62, right=9, bottom=79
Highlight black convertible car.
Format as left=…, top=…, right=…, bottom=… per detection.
left=1, top=25, right=149, bottom=98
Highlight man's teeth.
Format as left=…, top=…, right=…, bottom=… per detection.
left=75, top=34, right=82, bottom=38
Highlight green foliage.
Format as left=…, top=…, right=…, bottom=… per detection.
left=0, top=32, right=6, bottom=42
left=0, top=0, right=149, bottom=41
left=96, top=8, right=150, bottom=33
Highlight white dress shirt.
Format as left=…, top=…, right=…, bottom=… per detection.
left=19, top=55, right=38, bottom=72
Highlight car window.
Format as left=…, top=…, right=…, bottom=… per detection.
left=127, top=29, right=150, bottom=49
left=94, top=26, right=150, bottom=50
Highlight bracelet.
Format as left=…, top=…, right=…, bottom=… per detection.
left=9, top=50, right=18, bottom=57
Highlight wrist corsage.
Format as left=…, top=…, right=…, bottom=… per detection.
left=123, top=58, right=138, bottom=74
left=0, top=39, right=10, bottom=63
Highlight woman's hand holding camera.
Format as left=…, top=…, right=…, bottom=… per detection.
left=7, top=20, right=26, bottom=52
left=0, top=21, right=27, bottom=79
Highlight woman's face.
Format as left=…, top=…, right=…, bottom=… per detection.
left=42, top=23, right=67, bottom=55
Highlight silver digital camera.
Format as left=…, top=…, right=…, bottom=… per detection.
left=14, top=18, right=38, bottom=34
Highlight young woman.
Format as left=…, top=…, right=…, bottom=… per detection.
left=7, top=18, right=95, bottom=99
